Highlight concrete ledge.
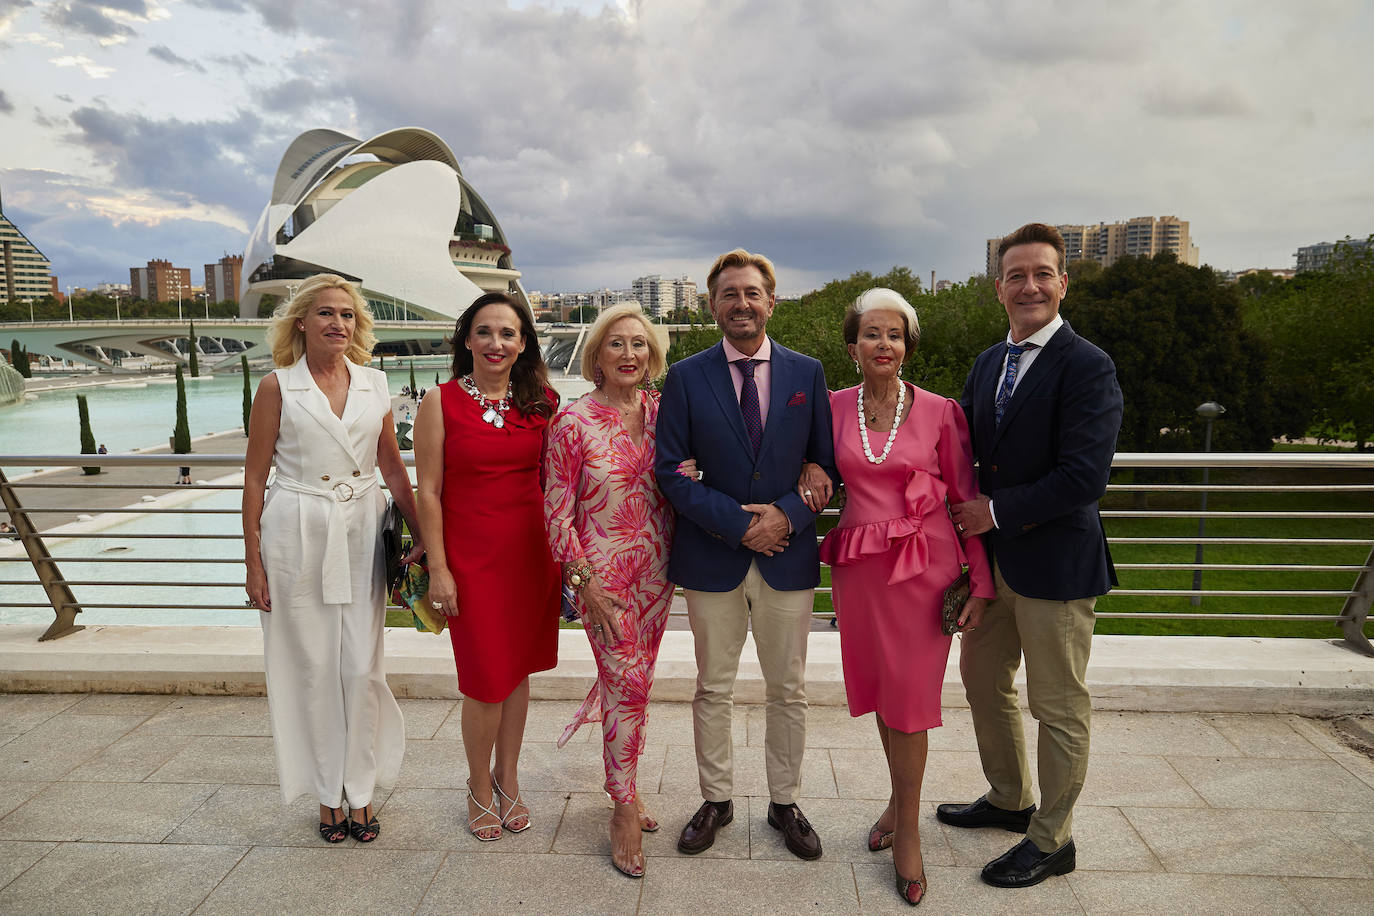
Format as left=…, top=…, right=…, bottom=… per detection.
left=0, top=625, right=1370, bottom=715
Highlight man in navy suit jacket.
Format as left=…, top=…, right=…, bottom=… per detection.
left=939, top=223, right=1123, bottom=889
left=656, top=249, right=836, bottom=860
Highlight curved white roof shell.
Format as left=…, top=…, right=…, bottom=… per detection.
left=240, top=127, right=524, bottom=321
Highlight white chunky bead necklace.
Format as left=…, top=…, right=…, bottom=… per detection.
left=858, top=381, right=905, bottom=465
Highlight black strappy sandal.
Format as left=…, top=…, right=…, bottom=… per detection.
left=318, top=808, right=348, bottom=844
left=348, top=806, right=380, bottom=843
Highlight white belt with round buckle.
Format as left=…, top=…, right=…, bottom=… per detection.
left=331, top=481, right=355, bottom=502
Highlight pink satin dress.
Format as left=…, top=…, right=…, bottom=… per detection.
left=819, top=384, right=995, bottom=733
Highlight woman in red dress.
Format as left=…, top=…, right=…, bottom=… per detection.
left=414, top=292, right=560, bottom=842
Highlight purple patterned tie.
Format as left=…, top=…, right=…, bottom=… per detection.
left=995, top=343, right=1037, bottom=426
left=737, top=358, right=763, bottom=456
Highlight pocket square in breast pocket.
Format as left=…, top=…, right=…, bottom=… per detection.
left=787, top=391, right=807, bottom=406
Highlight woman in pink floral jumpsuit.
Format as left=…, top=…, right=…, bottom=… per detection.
left=543, top=303, right=674, bottom=879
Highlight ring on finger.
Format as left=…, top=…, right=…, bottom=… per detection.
left=803, top=489, right=812, bottom=497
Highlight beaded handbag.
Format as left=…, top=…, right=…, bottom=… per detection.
left=941, top=569, right=971, bottom=636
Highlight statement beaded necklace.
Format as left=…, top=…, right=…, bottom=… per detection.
left=461, top=374, right=512, bottom=428
left=858, top=381, right=906, bottom=465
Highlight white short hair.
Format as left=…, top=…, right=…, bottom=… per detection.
left=852, top=288, right=920, bottom=339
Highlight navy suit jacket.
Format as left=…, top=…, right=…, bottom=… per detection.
left=656, top=339, right=836, bottom=592
left=960, top=320, right=1123, bottom=602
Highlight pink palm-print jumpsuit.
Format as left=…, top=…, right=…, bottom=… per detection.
left=543, top=390, right=674, bottom=804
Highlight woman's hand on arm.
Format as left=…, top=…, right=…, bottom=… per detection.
left=795, top=461, right=834, bottom=512
left=676, top=458, right=703, bottom=482
left=241, top=373, right=281, bottom=612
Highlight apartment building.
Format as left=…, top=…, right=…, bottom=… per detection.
left=130, top=259, right=193, bottom=303
left=204, top=254, right=243, bottom=303
left=986, top=216, right=1199, bottom=275
left=0, top=184, right=54, bottom=304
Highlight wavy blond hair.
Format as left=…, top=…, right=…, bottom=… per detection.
left=579, top=303, right=665, bottom=384
left=266, top=274, right=377, bottom=367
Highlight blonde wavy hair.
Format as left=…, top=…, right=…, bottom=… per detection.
left=266, top=274, right=377, bottom=367
left=579, top=303, right=666, bottom=384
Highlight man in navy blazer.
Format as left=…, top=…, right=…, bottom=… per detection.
left=939, top=223, right=1123, bottom=889
left=656, top=248, right=836, bottom=860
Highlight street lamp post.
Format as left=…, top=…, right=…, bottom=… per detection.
left=200, top=291, right=209, bottom=319
left=1191, top=401, right=1227, bottom=605
left=67, top=285, right=73, bottom=322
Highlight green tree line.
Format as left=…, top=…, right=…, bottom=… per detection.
left=667, top=241, right=1374, bottom=452
left=0, top=294, right=242, bottom=322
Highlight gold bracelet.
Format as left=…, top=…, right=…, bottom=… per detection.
left=565, top=560, right=595, bottom=591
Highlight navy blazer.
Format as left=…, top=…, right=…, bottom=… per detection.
left=960, top=320, right=1123, bottom=602
left=656, top=339, right=836, bottom=592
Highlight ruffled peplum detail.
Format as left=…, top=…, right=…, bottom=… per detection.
left=819, top=468, right=953, bottom=586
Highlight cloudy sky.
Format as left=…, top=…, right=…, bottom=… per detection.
left=1, top=0, right=1371, bottom=295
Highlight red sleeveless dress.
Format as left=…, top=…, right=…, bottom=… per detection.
left=440, top=379, right=560, bottom=702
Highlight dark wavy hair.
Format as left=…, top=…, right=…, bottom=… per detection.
left=450, top=292, right=555, bottom=419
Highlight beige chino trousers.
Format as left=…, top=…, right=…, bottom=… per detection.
left=685, top=560, right=815, bottom=804
left=960, top=561, right=1096, bottom=853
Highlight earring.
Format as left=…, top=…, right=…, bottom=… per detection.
left=853, top=360, right=860, bottom=375
left=593, top=365, right=605, bottom=387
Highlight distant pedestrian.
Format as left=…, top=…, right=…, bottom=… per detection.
left=178, top=466, right=192, bottom=485
left=97, top=444, right=108, bottom=454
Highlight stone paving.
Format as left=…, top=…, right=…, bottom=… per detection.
left=0, top=693, right=1372, bottom=915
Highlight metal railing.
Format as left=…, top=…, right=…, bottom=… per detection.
left=2, top=452, right=1372, bottom=655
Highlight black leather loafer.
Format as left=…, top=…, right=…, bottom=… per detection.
left=677, top=800, right=733, bottom=854
left=767, top=802, right=822, bottom=860
left=981, top=837, right=1076, bottom=888
left=935, top=796, right=1035, bottom=832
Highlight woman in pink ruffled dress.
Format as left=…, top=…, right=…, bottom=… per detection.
left=543, top=303, right=674, bottom=880
left=804, top=288, right=994, bottom=907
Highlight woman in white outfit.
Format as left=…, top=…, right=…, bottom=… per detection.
left=242, top=273, right=422, bottom=843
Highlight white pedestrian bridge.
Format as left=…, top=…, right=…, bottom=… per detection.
left=0, top=319, right=681, bottom=376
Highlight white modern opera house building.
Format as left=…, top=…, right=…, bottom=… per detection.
left=239, top=127, right=527, bottom=322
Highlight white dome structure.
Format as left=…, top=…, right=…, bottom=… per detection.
left=239, top=127, right=528, bottom=320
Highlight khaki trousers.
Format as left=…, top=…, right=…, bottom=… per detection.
left=684, top=561, right=815, bottom=804
left=960, top=561, right=1096, bottom=852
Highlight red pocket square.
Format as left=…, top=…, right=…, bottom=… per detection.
left=788, top=391, right=807, bottom=406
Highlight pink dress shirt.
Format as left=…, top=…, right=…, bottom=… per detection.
left=721, top=336, right=772, bottom=427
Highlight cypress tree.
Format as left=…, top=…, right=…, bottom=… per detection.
left=241, top=355, right=252, bottom=434
left=188, top=321, right=200, bottom=377
left=434, top=372, right=440, bottom=387
left=172, top=364, right=192, bottom=453
left=379, top=354, right=385, bottom=370
left=77, top=394, right=100, bottom=475
left=409, top=360, right=417, bottom=393
left=10, top=340, right=30, bottom=378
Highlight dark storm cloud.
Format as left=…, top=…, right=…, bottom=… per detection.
left=66, top=103, right=275, bottom=217
left=0, top=89, right=14, bottom=115
left=148, top=44, right=206, bottom=74
left=259, top=77, right=319, bottom=113
left=43, top=1, right=138, bottom=41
